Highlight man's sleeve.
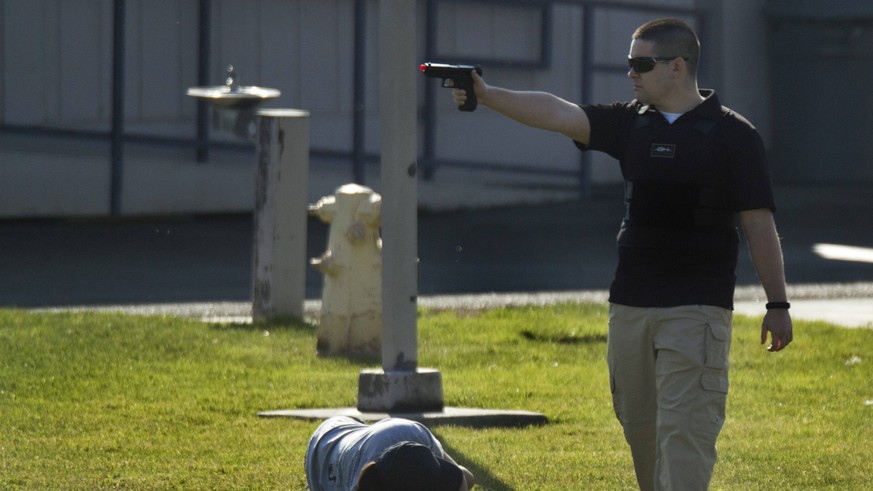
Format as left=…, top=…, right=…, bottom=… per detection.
left=574, top=102, right=634, bottom=161
left=726, top=124, right=776, bottom=212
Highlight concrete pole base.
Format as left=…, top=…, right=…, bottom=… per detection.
left=357, top=368, right=444, bottom=413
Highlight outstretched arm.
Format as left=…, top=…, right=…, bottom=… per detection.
left=740, top=208, right=793, bottom=352
left=452, top=71, right=591, bottom=145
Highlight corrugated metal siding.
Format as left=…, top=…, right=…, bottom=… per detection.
left=3, top=0, right=802, bottom=215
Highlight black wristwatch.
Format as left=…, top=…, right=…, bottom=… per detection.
left=765, top=301, right=791, bottom=310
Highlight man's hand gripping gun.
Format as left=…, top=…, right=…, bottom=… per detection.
left=419, top=62, right=483, bottom=112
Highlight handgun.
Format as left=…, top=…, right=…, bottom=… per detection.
left=420, top=62, right=483, bottom=112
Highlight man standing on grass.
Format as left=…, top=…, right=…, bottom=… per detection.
left=449, top=17, right=793, bottom=490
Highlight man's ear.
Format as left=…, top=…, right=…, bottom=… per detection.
left=671, top=57, right=685, bottom=78
left=675, top=57, right=695, bottom=83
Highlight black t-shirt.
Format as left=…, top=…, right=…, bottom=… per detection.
left=576, top=90, right=775, bottom=309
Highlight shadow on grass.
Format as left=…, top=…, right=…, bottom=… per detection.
left=205, top=315, right=315, bottom=333
left=435, top=436, right=516, bottom=491
left=520, top=330, right=607, bottom=345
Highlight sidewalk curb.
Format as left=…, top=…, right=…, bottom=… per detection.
left=31, top=281, right=873, bottom=329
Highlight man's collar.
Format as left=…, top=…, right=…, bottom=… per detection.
left=694, top=89, right=722, bottom=119
left=635, top=89, right=721, bottom=119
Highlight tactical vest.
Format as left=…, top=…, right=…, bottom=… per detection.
left=618, top=104, right=738, bottom=249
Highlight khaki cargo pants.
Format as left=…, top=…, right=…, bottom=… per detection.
left=607, top=303, right=732, bottom=491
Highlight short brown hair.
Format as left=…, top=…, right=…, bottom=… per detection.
left=633, top=18, right=700, bottom=76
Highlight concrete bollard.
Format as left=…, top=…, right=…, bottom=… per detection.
left=252, top=109, right=310, bottom=320
left=309, top=184, right=382, bottom=358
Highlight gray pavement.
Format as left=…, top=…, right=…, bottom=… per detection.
left=3, top=184, right=873, bottom=328
left=31, top=284, right=873, bottom=329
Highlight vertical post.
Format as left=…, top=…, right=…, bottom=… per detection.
left=352, top=0, right=367, bottom=184
left=196, top=0, right=211, bottom=163
left=357, top=0, right=444, bottom=414
left=110, top=0, right=126, bottom=215
left=578, top=4, right=594, bottom=201
left=379, top=0, right=418, bottom=372
left=421, top=0, right=438, bottom=180
left=252, top=109, right=311, bottom=320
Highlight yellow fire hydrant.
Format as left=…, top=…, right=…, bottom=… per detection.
left=309, top=184, right=382, bottom=358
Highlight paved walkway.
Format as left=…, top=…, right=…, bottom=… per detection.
left=34, top=282, right=873, bottom=329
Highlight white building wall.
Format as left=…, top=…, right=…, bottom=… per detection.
left=0, top=0, right=769, bottom=217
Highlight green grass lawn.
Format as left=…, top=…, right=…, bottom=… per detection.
left=1, top=304, right=871, bottom=490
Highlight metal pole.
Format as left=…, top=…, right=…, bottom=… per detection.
left=196, top=0, right=211, bottom=163
left=352, top=0, right=367, bottom=184
left=379, top=0, right=418, bottom=372
left=578, top=4, right=594, bottom=201
left=357, top=0, right=444, bottom=414
left=421, top=0, right=438, bottom=180
left=110, top=0, right=126, bottom=215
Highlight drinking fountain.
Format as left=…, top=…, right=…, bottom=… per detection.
left=186, top=65, right=281, bottom=140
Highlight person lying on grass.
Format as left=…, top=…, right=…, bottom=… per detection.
left=305, top=416, right=476, bottom=490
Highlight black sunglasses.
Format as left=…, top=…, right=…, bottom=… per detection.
left=627, top=56, right=689, bottom=73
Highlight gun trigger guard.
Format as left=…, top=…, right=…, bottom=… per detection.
left=441, top=79, right=454, bottom=88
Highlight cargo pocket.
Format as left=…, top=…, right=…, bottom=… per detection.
left=700, top=371, right=728, bottom=394
left=697, top=333, right=729, bottom=437
left=693, top=317, right=730, bottom=438
left=609, top=369, right=621, bottom=421
left=697, top=371, right=728, bottom=437
left=702, top=320, right=730, bottom=395
left=703, top=321, right=729, bottom=370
